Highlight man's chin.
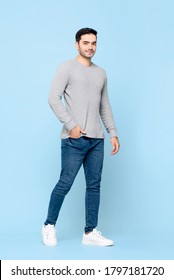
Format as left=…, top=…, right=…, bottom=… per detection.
left=86, top=53, right=95, bottom=58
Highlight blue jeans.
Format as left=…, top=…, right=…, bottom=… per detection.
left=45, top=136, right=104, bottom=233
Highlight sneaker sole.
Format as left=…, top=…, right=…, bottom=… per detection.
left=82, top=240, right=114, bottom=247
left=42, top=240, right=58, bottom=247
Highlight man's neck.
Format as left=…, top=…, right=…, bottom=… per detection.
left=76, top=55, right=92, bottom=67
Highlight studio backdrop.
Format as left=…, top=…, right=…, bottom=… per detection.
left=0, top=0, right=174, bottom=259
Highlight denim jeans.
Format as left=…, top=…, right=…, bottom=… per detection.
left=45, top=136, right=104, bottom=233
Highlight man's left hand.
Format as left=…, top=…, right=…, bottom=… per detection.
left=111, top=137, right=120, bottom=155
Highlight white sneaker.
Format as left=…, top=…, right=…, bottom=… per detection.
left=42, top=224, right=57, bottom=246
left=82, top=229, right=114, bottom=246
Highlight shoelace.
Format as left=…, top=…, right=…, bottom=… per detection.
left=92, top=229, right=105, bottom=239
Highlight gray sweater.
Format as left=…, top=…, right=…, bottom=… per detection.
left=49, top=59, right=117, bottom=139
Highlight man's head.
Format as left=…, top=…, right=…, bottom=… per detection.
left=75, top=27, right=97, bottom=43
left=75, top=27, right=98, bottom=59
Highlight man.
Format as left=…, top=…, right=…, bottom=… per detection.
left=42, top=27, right=120, bottom=247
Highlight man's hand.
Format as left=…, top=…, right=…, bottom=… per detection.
left=69, top=126, right=86, bottom=138
left=111, top=137, right=120, bottom=155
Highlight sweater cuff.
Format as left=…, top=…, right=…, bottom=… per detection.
left=109, top=128, right=118, bottom=138
left=65, top=119, right=77, bottom=131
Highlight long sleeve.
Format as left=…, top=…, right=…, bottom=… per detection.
left=100, top=77, right=118, bottom=138
left=48, top=64, right=77, bottom=131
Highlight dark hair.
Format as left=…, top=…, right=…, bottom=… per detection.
left=75, top=27, right=97, bottom=43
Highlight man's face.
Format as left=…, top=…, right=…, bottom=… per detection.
left=76, top=33, right=97, bottom=59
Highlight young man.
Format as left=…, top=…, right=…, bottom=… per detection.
left=42, top=27, right=120, bottom=247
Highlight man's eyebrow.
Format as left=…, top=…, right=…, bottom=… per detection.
left=83, top=40, right=97, bottom=43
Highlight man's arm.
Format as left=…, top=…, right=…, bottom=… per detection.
left=100, top=75, right=120, bottom=154
left=48, top=64, right=77, bottom=131
left=100, top=76, right=117, bottom=137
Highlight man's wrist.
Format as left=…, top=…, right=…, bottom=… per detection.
left=111, top=136, right=119, bottom=140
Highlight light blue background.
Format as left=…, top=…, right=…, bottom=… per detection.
left=1, top=0, right=174, bottom=260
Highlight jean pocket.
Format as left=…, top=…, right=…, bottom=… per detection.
left=69, top=137, right=81, bottom=143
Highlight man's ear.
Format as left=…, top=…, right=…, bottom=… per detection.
left=75, top=41, right=79, bottom=50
